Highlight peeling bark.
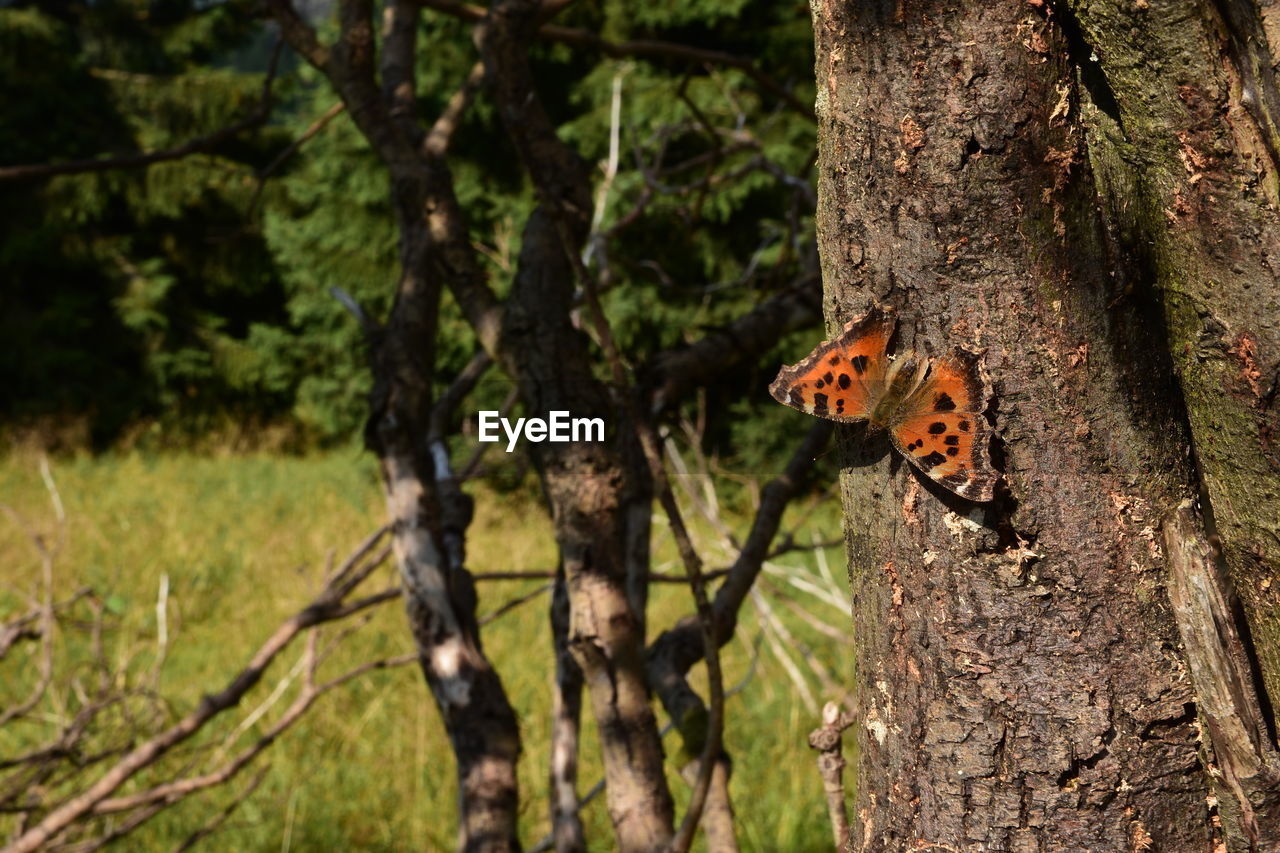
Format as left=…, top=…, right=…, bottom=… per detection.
left=265, top=3, right=524, bottom=848
left=1164, top=500, right=1280, bottom=849
left=370, top=183, right=522, bottom=853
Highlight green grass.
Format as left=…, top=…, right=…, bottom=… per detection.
left=0, top=448, right=853, bottom=851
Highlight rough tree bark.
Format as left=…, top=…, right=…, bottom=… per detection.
left=477, top=3, right=677, bottom=848
left=811, top=0, right=1278, bottom=849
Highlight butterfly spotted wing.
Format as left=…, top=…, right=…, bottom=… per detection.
left=768, top=308, right=895, bottom=422
left=888, top=349, right=999, bottom=501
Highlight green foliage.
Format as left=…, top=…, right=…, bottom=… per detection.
left=2, top=0, right=819, bottom=459
left=0, top=3, right=288, bottom=445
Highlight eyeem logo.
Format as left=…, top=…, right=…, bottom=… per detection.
left=478, top=410, right=605, bottom=452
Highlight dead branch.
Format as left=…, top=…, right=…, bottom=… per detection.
left=90, top=651, right=415, bottom=816
left=329, top=285, right=382, bottom=340
left=263, top=0, right=330, bottom=68
left=249, top=100, right=346, bottom=211
left=170, top=767, right=268, bottom=853
left=4, top=531, right=395, bottom=853
left=429, top=349, right=494, bottom=441
left=808, top=701, right=857, bottom=851
left=0, top=509, right=56, bottom=729
left=424, top=62, right=487, bottom=158
left=478, top=583, right=552, bottom=626
left=647, top=421, right=833, bottom=714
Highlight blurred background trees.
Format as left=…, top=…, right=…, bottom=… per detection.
left=1, top=0, right=817, bottom=460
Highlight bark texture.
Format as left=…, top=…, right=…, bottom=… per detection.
left=265, top=3, right=525, bottom=849
left=479, top=3, right=676, bottom=847
left=811, top=0, right=1233, bottom=848
left=1063, top=0, right=1280, bottom=729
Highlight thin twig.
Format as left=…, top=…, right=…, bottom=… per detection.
left=4, top=531, right=400, bottom=853
left=249, top=100, right=346, bottom=212
left=423, top=62, right=487, bottom=158
left=478, top=583, right=553, bottom=626
left=169, top=767, right=269, bottom=853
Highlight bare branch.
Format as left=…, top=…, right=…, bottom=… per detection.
left=429, top=348, right=493, bottom=440
left=424, top=62, right=487, bottom=158
left=249, top=100, right=347, bottom=212
left=647, top=421, right=832, bottom=703
left=478, top=583, right=553, bottom=626
left=808, top=701, right=857, bottom=851
left=169, top=767, right=268, bottom=853
left=92, top=651, right=414, bottom=817
left=263, top=0, right=331, bottom=69
left=329, top=285, right=383, bottom=340
left=0, top=508, right=57, bottom=728
left=643, top=278, right=822, bottom=414
left=4, top=534, right=395, bottom=853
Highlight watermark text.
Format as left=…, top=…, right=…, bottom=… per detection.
left=477, top=410, right=605, bottom=452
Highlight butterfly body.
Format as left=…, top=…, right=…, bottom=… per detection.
left=769, top=308, right=999, bottom=502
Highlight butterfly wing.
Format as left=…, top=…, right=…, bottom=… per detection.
left=769, top=308, right=894, bottom=422
left=889, top=348, right=999, bottom=501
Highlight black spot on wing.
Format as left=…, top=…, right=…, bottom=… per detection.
left=944, top=435, right=959, bottom=446
left=789, top=388, right=804, bottom=408
left=850, top=355, right=869, bottom=374
left=959, top=419, right=970, bottom=432
left=823, top=372, right=835, bottom=385
left=946, top=447, right=959, bottom=456
left=927, top=421, right=946, bottom=434
left=918, top=451, right=947, bottom=469
left=828, top=355, right=841, bottom=366
left=934, top=393, right=956, bottom=412
left=813, top=393, right=829, bottom=414
left=838, top=373, right=852, bottom=390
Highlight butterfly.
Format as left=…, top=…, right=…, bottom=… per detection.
left=769, top=306, right=999, bottom=501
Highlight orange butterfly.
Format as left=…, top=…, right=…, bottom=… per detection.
left=769, top=307, right=999, bottom=501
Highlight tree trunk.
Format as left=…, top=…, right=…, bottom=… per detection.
left=811, top=0, right=1277, bottom=848
left=369, top=172, right=523, bottom=853
left=265, top=4, right=526, bottom=848
left=478, top=5, right=677, bottom=848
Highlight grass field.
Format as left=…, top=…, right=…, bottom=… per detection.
left=0, top=447, right=853, bottom=851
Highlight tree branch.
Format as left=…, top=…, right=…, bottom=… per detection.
left=643, top=278, right=822, bottom=414
left=646, top=420, right=833, bottom=732
left=4, top=532, right=394, bottom=853
left=415, top=0, right=814, bottom=119
left=0, top=41, right=284, bottom=183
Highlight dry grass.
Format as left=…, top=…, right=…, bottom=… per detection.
left=0, top=447, right=852, bottom=851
